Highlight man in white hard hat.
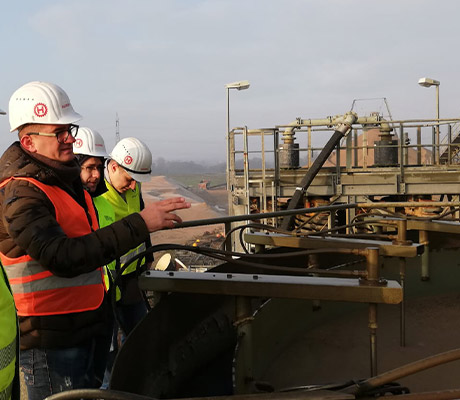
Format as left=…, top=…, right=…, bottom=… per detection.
left=74, top=127, right=108, bottom=192
left=99, top=137, right=156, bottom=387
left=101, top=137, right=154, bottom=335
left=74, top=127, right=118, bottom=387
left=0, top=81, right=190, bottom=400
left=0, top=108, right=20, bottom=400
left=73, top=127, right=118, bottom=285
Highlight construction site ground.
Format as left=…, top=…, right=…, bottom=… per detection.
left=142, top=175, right=228, bottom=269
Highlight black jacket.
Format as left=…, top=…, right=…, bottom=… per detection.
left=0, top=142, right=150, bottom=349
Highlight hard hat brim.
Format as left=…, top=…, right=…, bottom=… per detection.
left=126, top=170, right=152, bottom=183
left=9, top=110, right=83, bottom=132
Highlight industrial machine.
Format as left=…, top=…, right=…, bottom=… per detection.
left=46, top=108, right=460, bottom=400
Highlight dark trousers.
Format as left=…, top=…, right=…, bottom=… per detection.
left=20, top=334, right=111, bottom=400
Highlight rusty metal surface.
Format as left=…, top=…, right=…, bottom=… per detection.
left=139, top=270, right=402, bottom=305
left=406, top=219, right=460, bottom=234
left=244, top=232, right=422, bottom=257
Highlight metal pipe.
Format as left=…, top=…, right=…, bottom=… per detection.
left=394, top=219, right=408, bottom=245
left=403, top=131, right=409, bottom=165
left=369, top=303, right=378, bottom=376
left=280, top=112, right=358, bottom=230
left=173, top=203, right=356, bottom=229
left=448, top=123, right=452, bottom=164
left=436, top=84, right=440, bottom=164
left=356, top=201, right=460, bottom=208
left=261, top=131, right=266, bottom=214
left=399, top=124, right=404, bottom=179
left=419, top=230, right=430, bottom=281
left=362, top=129, right=368, bottom=168
left=365, top=247, right=379, bottom=284
left=226, top=88, right=230, bottom=191
left=274, top=117, right=460, bottom=128
left=399, top=257, right=406, bottom=347
left=346, top=129, right=352, bottom=169
left=302, top=268, right=367, bottom=278
left=44, top=389, right=157, bottom=400
left=353, top=129, right=358, bottom=167
left=348, top=348, right=460, bottom=396
left=243, top=126, right=250, bottom=216
left=280, top=114, right=391, bottom=139
left=417, top=126, right=422, bottom=164
left=173, top=202, right=460, bottom=231
left=336, top=138, right=341, bottom=179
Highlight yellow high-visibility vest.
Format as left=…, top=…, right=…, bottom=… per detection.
left=93, top=195, right=120, bottom=301
left=0, top=264, right=17, bottom=400
left=100, top=180, right=146, bottom=275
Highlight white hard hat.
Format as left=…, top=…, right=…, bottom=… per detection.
left=73, top=127, right=108, bottom=158
left=8, top=81, right=82, bottom=132
left=110, top=137, right=152, bottom=182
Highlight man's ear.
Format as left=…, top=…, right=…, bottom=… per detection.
left=20, top=134, right=37, bottom=153
left=110, top=161, right=119, bottom=172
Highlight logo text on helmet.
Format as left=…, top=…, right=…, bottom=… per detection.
left=61, top=103, right=70, bottom=109
left=124, top=156, right=133, bottom=165
left=34, top=103, right=48, bottom=118
left=75, top=139, right=83, bottom=148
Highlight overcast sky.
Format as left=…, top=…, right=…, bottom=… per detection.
left=0, top=0, right=458, bottom=163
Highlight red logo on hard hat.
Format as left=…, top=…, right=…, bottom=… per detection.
left=75, top=139, right=83, bottom=148
left=34, top=103, right=48, bottom=117
left=124, top=156, right=133, bottom=165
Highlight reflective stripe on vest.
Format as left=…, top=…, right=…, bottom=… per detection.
left=0, top=177, right=105, bottom=316
left=0, top=338, right=15, bottom=399
left=0, top=266, right=16, bottom=400
left=119, top=242, right=146, bottom=266
left=101, top=180, right=145, bottom=275
left=0, top=381, right=12, bottom=400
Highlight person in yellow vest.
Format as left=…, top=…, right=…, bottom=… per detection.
left=0, top=81, right=190, bottom=400
left=0, top=107, right=19, bottom=400
left=73, top=127, right=117, bottom=293
left=73, top=126, right=119, bottom=384
left=99, top=137, right=155, bottom=388
left=0, top=263, right=19, bottom=400
left=101, top=137, right=154, bottom=336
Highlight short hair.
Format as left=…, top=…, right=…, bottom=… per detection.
left=18, top=124, right=40, bottom=139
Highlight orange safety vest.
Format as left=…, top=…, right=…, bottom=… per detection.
left=0, top=177, right=105, bottom=317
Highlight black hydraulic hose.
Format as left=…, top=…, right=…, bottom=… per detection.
left=280, top=113, right=357, bottom=231
left=44, top=388, right=157, bottom=400
left=120, top=243, right=365, bottom=279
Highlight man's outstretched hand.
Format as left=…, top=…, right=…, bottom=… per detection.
left=139, top=197, right=191, bottom=232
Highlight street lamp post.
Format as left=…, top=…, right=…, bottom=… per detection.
left=225, top=80, right=250, bottom=191
left=418, top=77, right=440, bottom=163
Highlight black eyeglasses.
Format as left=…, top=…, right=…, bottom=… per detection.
left=28, top=124, right=79, bottom=144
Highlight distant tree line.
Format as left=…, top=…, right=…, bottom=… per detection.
left=150, top=155, right=312, bottom=175
left=151, top=157, right=226, bottom=175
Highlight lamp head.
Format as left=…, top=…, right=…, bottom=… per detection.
left=418, top=77, right=440, bottom=87
left=225, top=80, right=250, bottom=90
